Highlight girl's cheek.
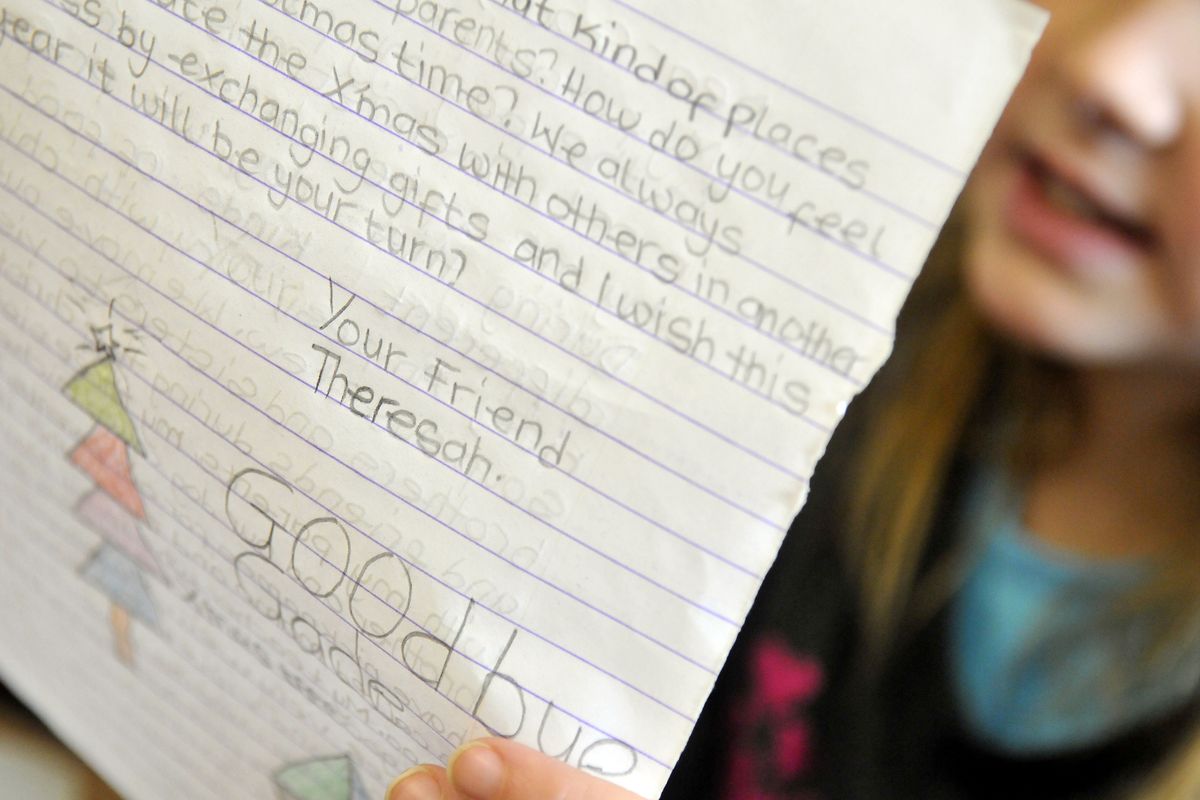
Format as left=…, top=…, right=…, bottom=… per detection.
left=1155, top=196, right=1200, bottom=329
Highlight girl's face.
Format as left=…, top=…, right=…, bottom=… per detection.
left=964, top=0, right=1200, bottom=367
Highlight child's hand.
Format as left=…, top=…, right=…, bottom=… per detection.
left=386, top=738, right=648, bottom=800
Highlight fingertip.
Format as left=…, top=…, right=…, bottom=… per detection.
left=447, top=741, right=506, bottom=800
left=386, top=765, right=442, bottom=800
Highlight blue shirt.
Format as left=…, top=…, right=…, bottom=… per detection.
left=951, top=467, right=1200, bottom=754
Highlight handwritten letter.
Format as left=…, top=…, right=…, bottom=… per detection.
left=0, top=1, right=1044, bottom=797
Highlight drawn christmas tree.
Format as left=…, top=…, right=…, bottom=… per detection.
left=274, top=754, right=368, bottom=800
left=64, top=310, right=161, bottom=667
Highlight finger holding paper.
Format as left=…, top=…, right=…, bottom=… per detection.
left=389, top=739, right=648, bottom=800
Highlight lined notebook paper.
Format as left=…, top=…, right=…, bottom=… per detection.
left=0, top=1, right=1044, bottom=797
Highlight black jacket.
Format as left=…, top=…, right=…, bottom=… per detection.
left=661, top=375, right=1190, bottom=800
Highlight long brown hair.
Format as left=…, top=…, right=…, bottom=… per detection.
left=842, top=214, right=997, bottom=672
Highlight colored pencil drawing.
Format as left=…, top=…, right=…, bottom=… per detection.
left=65, top=303, right=161, bottom=667
left=274, top=754, right=369, bottom=800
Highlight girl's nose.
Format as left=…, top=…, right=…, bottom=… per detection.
left=1058, top=4, right=1184, bottom=150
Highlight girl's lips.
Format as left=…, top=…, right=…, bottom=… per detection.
left=1004, top=153, right=1155, bottom=280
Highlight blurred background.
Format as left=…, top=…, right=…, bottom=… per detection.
left=0, top=685, right=119, bottom=799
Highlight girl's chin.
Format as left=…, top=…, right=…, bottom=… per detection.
left=963, top=233, right=1137, bottom=364
left=965, top=258, right=1189, bottom=367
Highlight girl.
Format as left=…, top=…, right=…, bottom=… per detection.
left=387, top=1, right=1200, bottom=797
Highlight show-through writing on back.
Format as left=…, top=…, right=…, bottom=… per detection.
left=0, top=1, right=1044, bottom=797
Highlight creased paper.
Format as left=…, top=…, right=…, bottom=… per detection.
left=0, top=1, right=1044, bottom=797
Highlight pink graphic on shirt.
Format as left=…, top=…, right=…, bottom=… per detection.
left=757, top=640, right=823, bottom=712
left=724, top=638, right=825, bottom=800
